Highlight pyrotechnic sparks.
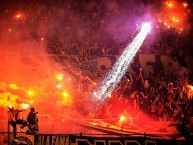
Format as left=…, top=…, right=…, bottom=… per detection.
left=56, top=73, right=63, bottom=81
left=15, top=14, right=22, bottom=19
left=172, top=17, right=179, bottom=23
left=141, top=23, right=151, bottom=33
left=67, top=77, right=72, bottom=81
left=27, top=90, right=35, bottom=96
left=120, top=116, right=125, bottom=122
left=62, top=91, right=68, bottom=97
left=107, top=94, right=111, bottom=98
left=183, top=3, right=188, bottom=8
left=14, top=12, right=24, bottom=20
left=0, top=83, right=36, bottom=110
left=188, top=85, right=193, bottom=91
left=158, top=1, right=190, bottom=32
left=56, top=83, right=62, bottom=88
left=61, top=91, right=72, bottom=105
left=41, top=37, right=44, bottom=41
left=9, top=84, right=19, bottom=90
left=167, top=2, right=173, bottom=8
left=91, top=23, right=151, bottom=107
left=22, top=103, right=29, bottom=109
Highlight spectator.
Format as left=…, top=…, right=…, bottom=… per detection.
left=27, top=107, right=39, bottom=135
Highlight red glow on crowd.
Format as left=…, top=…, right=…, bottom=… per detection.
left=0, top=0, right=193, bottom=140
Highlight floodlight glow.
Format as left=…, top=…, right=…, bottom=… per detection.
left=91, top=23, right=151, bottom=110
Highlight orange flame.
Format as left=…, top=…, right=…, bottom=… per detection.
left=9, top=84, right=19, bottom=90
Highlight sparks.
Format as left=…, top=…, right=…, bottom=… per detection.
left=91, top=23, right=151, bottom=109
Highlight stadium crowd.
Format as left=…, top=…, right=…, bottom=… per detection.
left=93, top=60, right=193, bottom=128
left=2, top=0, right=193, bottom=130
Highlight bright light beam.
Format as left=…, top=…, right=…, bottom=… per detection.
left=91, top=23, right=151, bottom=109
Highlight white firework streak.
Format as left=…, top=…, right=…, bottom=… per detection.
left=92, top=26, right=150, bottom=106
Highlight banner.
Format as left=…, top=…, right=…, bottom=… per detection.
left=35, top=135, right=69, bottom=145
left=58, top=54, right=192, bottom=77
left=5, top=133, right=187, bottom=145
left=8, top=133, right=34, bottom=145
left=33, top=135, right=186, bottom=145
